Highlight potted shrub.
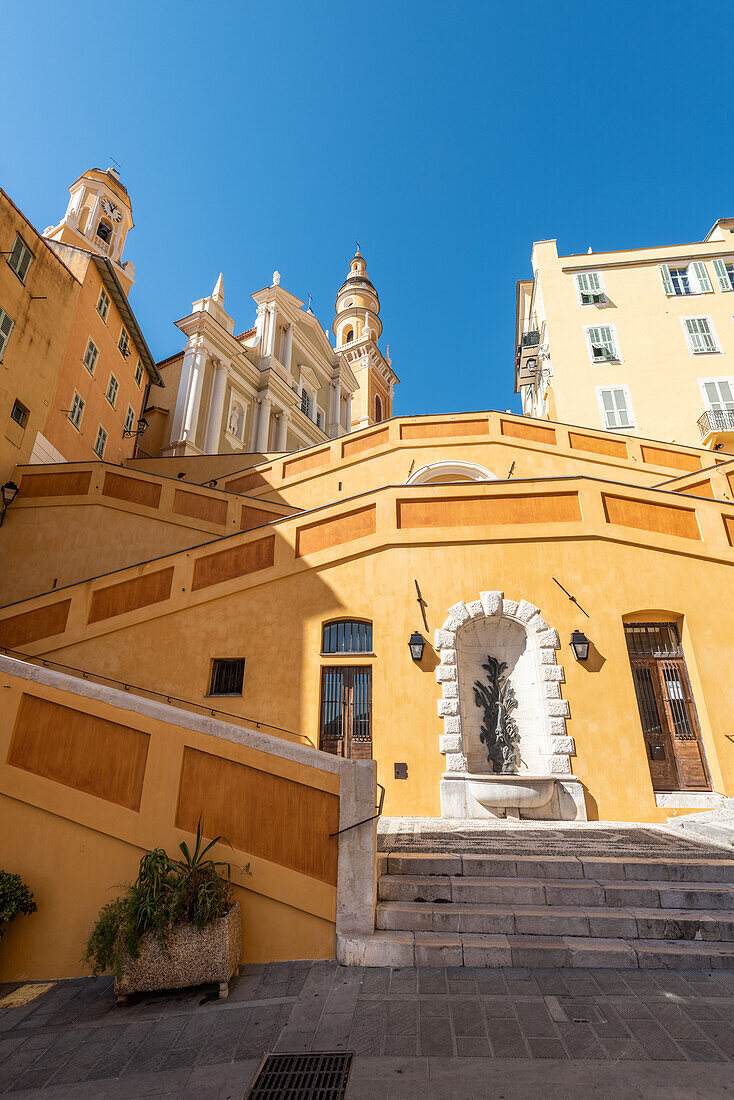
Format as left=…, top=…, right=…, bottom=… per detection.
left=0, top=871, right=37, bottom=939
left=85, top=820, right=248, bottom=1002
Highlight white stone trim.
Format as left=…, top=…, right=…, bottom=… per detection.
left=406, top=460, right=497, bottom=485
left=434, top=590, right=574, bottom=774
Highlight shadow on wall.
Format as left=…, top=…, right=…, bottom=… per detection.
left=578, top=642, right=606, bottom=674
left=581, top=784, right=599, bottom=821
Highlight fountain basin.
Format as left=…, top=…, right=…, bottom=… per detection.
left=440, top=772, right=570, bottom=819
left=466, top=774, right=556, bottom=812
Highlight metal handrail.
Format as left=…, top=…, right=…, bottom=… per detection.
left=329, top=782, right=385, bottom=838
left=698, top=408, right=734, bottom=437
left=0, top=646, right=314, bottom=747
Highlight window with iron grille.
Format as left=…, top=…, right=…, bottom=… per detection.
left=624, top=622, right=683, bottom=658
left=106, top=374, right=119, bottom=407
left=0, top=307, right=14, bottom=362
left=97, top=288, right=110, bottom=322
left=208, top=658, right=245, bottom=695
left=124, top=405, right=135, bottom=432
left=575, top=271, right=605, bottom=305
left=316, top=409, right=324, bottom=429
left=7, top=235, right=33, bottom=283
left=83, top=338, right=98, bottom=375
left=586, top=324, right=619, bottom=362
left=300, top=388, right=310, bottom=417
left=134, top=359, right=143, bottom=386
left=93, top=425, right=107, bottom=458
left=10, top=399, right=29, bottom=429
left=683, top=316, right=718, bottom=354
left=322, top=620, right=373, bottom=654
left=69, top=392, right=85, bottom=430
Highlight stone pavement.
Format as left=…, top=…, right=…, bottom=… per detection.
left=2, top=962, right=734, bottom=1098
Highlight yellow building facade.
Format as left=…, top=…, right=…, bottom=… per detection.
left=515, top=219, right=734, bottom=450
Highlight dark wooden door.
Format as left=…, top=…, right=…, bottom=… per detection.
left=319, top=666, right=372, bottom=760
left=625, top=623, right=709, bottom=791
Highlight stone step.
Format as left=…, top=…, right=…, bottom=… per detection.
left=378, top=873, right=734, bottom=910
left=674, top=821, right=734, bottom=851
left=382, top=852, right=734, bottom=883
left=376, top=900, right=734, bottom=940
left=337, top=929, right=734, bottom=970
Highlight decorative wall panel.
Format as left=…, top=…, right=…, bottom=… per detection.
left=640, top=446, right=702, bottom=473
left=341, top=426, right=390, bottom=458
left=192, top=534, right=275, bottom=590
left=88, top=567, right=175, bottom=623
left=500, top=419, right=557, bottom=445
left=397, top=492, right=581, bottom=530
left=568, top=431, right=628, bottom=459
left=20, top=471, right=92, bottom=498
left=173, top=489, right=228, bottom=526
left=602, top=494, right=701, bottom=540
left=103, top=472, right=162, bottom=509
left=0, top=600, right=71, bottom=648
left=400, top=419, right=488, bottom=440
left=295, top=506, right=376, bottom=557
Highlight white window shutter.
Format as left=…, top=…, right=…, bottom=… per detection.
left=692, top=261, right=712, bottom=293
left=659, top=264, right=675, bottom=295
left=712, top=258, right=732, bottom=292
left=576, top=273, right=589, bottom=295
left=720, top=380, right=734, bottom=408
left=685, top=318, right=704, bottom=352
left=614, top=389, right=630, bottom=426
left=587, top=271, right=602, bottom=293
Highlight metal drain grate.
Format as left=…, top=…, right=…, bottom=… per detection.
left=246, top=1052, right=353, bottom=1099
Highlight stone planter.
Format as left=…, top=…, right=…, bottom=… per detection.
left=114, top=901, right=241, bottom=1003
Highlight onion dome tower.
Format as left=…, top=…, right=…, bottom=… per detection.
left=332, top=249, right=398, bottom=430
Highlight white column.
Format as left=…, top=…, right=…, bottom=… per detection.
left=275, top=410, right=290, bottom=450
left=345, top=391, right=353, bottom=431
left=329, top=380, right=342, bottom=434
left=248, top=399, right=260, bottom=450
left=255, top=304, right=267, bottom=346
left=282, top=323, right=294, bottom=372
left=265, top=305, right=278, bottom=357
left=170, top=339, right=198, bottom=442
left=182, top=343, right=208, bottom=444
left=203, top=360, right=228, bottom=453
left=255, top=396, right=272, bottom=451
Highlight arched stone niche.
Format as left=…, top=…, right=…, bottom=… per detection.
left=434, top=592, right=586, bottom=820
left=407, top=460, right=496, bottom=485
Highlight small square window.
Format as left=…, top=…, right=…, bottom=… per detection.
left=83, top=338, right=98, bottom=375
left=118, top=326, right=130, bottom=358
left=97, top=288, right=110, bottom=322
left=209, top=658, right=245, bottom=696
left=69, top=392, right=85, bottom=430
left=124, top=405, right=135, bottom=432
left=7, top=235, right=33, bottom=283
left=134, top=359, right=143, bottom=386
left=106, top=374, right=119, bottom=407
left=93, top=425, right=108, bottom=458
left=10, top=399, right=29, bottom=429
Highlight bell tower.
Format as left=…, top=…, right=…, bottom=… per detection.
left=44, top=167, right=136, bottom=294
left=332, top=249, right=398, bottom=430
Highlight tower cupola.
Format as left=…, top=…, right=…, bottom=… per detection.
left=332, top=248, right=382, bottom=349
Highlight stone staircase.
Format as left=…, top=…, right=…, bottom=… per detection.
left=339, top=845, right=734, bottom=969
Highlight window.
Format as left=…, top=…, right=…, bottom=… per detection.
left=118, top=326, right=130, bottom=358
left=124, top=405, right=135, bottom=432
left=660, top=261, right=712, bottom=296
left=343, top=327, right=353, bottom=344
left=7, top=235, right=33, bottom=283
left=0, top=307, right=14, bottom=362
left=106, top=374, right=119, bottom=407
left=208, top=658, right=245, bottom=696
left=316, top=409, right=324, bottom=430
left=83, top=338, right=98, bottom=375
left=300, top=388, right=310, bottom=417
left=96, top=220, right=111, bottom=242
left=134, top=359, right=143, bottom=386
left=93, top=425, right=108, bottom=458
left=575, top=271, right=605, bottom=305
left=97, top=288, right=110, bottom=322
left=713, top=258, right=734, bottom=292
left=586, top=324, right=619, bottom=362
left=682, top=316, right=718, bottom=354
left=322, top=620, right=373, bottom=654
left=375, top=394, right=383, bottom=422
left=700, top=378, right=734, bottom=412
left=10, top=399, right=29, bottom=429
left=597, top=386, right=634, bottom=430
left=69, top=392, right=85, bottom=430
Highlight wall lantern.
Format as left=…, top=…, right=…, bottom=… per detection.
left=0, top=481, right=19, bottom=527
left=570, top=630, right=590, bottom=662
left=136, top=416, right=149, bottom=435
left=408, top=632, right=426, bottom=661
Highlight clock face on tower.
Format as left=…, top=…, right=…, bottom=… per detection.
left=100, top=197, right=122, bottom=223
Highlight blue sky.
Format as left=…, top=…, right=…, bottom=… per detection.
left=4, top=0, right=732, bottom=417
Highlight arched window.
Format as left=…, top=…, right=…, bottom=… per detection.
left=96, top=220, right=112, bottom=242
left=322, top=619, right=373, bottom=654
left=343, top=327, right=353, bottom=344
left=375, top=395, right=383, bottom=422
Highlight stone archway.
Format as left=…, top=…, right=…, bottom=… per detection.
left=434, top=592, right=586, bottom=819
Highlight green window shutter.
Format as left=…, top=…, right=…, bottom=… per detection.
left=576, top=273, right=590, bottom=295
left=659, top=264, right=675, bottom=295
left=0, top=308, right=14, bottom=361
left=587, top=271, right=602, bottom=293
left=712, top=257, right=732, bottom=292
left=685, top=318, right=704, bottom=352
left=692, top=261, right=712, bottom=293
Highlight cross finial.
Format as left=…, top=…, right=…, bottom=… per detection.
left=355, top=238, right=360, bottom=254
left=110, top=157, right=121, bottom=172
left=307, top=292, right=313, bottom=312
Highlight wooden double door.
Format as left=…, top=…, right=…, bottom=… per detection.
left=625, top=623, right=709, bottom=791
left=319, top=666, right=372, bottom=759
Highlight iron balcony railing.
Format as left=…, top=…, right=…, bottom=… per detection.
left=698, top=408, right=734, bottom=438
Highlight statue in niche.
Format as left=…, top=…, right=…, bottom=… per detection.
left=228, top=404, right=242, bottom=437
left=473, top=655, right=520, bottom=774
